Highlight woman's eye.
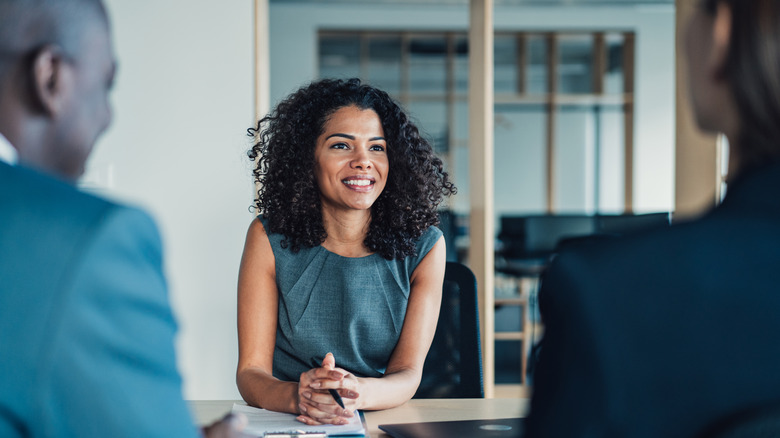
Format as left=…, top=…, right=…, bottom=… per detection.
left=370, top=144, right=385, bottom=152
left=331, top=143, right=348, bottom=150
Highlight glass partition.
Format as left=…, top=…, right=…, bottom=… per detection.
left=368, top=36, right=402, bottom=94
left=319, top=29, right=636, bottom=386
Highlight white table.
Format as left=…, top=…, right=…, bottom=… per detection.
left=191, top=398, right=529, bottom=437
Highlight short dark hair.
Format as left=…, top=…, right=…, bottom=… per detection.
left=0, top=0, right=108, bottom=78
left=248, top=78, right=456, bottom=260
left=707, top=0, right=780, bottom=166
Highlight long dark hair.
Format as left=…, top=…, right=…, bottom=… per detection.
left=707, top=0, right=780, bottom=166
left=248, top=78, right=456, bottom=260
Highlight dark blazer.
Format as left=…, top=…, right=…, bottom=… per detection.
left=525, top=162, right=780, bottom=438
left=0, top=162, right=198, bottom=437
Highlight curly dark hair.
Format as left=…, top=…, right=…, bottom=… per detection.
left=248, top=78, right=456, bottom=260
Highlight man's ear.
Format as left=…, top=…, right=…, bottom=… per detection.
left=29, top=45, right=72, bottom=116
left=710, top=1, right=732, bottom=80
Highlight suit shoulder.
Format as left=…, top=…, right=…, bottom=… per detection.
left=1, top=164, right=160, bottom=267
left=9, top=164, right=157, bottom=227
left=555, top=222, right=690, bottom=265
left=543, top=219, right=721, bottom=309
left=3, top=164, right=118, bottom=221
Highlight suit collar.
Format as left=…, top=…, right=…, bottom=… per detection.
left=0, top=132, right=18, bottom=165
left=720, top=161, right=780, bottom=213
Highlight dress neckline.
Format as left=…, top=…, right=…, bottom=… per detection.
left=319, top=245, right=378, bottom=260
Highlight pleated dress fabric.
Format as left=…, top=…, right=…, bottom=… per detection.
left=260, top=217, right=442, bottom=381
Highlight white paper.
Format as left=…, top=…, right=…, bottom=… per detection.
left=231, top=403, right=365, bottom=437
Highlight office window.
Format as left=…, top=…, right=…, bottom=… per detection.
left=368, top=36, right=402, bottom=94
left=318, top=30, right=635, bottom=216
left=320, top=30, right=635, bottom=386
left=557, top=34, right=594, bottom=94
left=526, top=34, right=549, bottom=94
left=318, top=35, right=360, bottom=79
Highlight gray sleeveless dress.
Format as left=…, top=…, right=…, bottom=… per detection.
left=260, top=217, right=442, bottom=381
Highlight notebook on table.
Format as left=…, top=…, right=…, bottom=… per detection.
left=231, top=403, right=366, bottom=436
left=378, top=417, right=524, bottom=438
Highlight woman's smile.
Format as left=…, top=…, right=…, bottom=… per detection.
left=342, top=175, right=376, bottom=191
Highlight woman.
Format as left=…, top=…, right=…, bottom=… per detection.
left=525, top=1, right=780, bottom=437
left=237, top=78, right=455, bottom=425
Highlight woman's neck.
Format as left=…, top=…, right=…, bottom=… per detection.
left=320, top=207, right=373, bottom=257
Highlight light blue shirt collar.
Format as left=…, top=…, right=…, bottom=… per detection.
left=0, top=132, right=18, bottom=165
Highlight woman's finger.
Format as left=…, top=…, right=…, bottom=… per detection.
left=298, top=401, right=349, bottom=425
left=296, top=414, right=324, bottom=426
left=321, top=352, right=336, bottom=370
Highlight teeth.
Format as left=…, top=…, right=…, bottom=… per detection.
left=344, top=179, right=372, bottom=186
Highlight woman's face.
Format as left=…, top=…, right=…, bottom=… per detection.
left=313, top=105, right=389, bottom=213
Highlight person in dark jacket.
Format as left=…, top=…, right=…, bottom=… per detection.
left=526, top=1, right=780, bottom=437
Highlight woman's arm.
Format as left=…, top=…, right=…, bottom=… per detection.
left=297, top=236, right=447, bottom=423
left=236, top=218, right=299, bottom=413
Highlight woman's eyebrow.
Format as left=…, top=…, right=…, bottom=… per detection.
left=325, top=133, right=386, bottom=142
left=326, top=133, right=354, bottom=140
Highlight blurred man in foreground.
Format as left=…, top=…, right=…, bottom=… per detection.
left=0, top=0, right=245, bottom=435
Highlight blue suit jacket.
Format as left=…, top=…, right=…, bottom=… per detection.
left=525, top=161, right=780, bottom=437
left=0, top=162, right=199, bottom=437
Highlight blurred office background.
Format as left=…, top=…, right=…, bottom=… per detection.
left=83, top=0, right=715, bottom=400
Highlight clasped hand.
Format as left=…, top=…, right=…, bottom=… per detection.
left=296, top=352, right=360, bottom=425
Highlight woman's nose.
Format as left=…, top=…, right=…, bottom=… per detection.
left=351, top=148, right=372, bottom=169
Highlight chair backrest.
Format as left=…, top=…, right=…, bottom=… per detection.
left=437, top=209, right=459, bottom=262
left=414, top=262, right=484, bottom=398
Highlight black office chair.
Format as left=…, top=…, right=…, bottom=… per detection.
left=414, top=261, right=484, bottom=398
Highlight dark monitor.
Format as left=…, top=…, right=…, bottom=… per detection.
left=498, top=215, right=595, bottom=260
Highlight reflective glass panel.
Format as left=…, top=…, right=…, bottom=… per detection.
left=494, top=35, right=517, bottom=94
left=552, top=104, right=626, bottom=213
left=454, top=36, right=469, bottom=93
left=319, top=35, right=360, bottom=79
left=367, top=36, right=402, bottom=94
left=495, top=340, right=524, bottom=384
left=604, top=33, right=625, bottom=94
left=526, top=35, right=548, bottom=94
left=557, top=34, right=594, bottom=94
left=494, top=104, right=548, bottom=215
left=407, top=100, right=448, bottom=153
left=451, top=100, right=470, bottom=213
left=554, top=105, right=596, bottom=212
left=597, top=105, right=625, bottom=212
left=454, top=99, right=469, bottom=142
left=409, top=36, right=447, bottom=94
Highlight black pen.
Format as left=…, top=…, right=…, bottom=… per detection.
left=328, top=388, right=345, bottom=409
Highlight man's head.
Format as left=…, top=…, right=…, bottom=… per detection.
left=0, top=0, right=115, bottom=181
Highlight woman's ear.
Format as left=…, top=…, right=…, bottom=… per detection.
left=710, top=1, right=732, bottom=80
left=29, top=45, right=72, bottom=116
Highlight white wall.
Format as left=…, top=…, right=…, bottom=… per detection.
left=269, top=2, right=676, bottom=214
left=83, top=1, right=255, bottom=400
